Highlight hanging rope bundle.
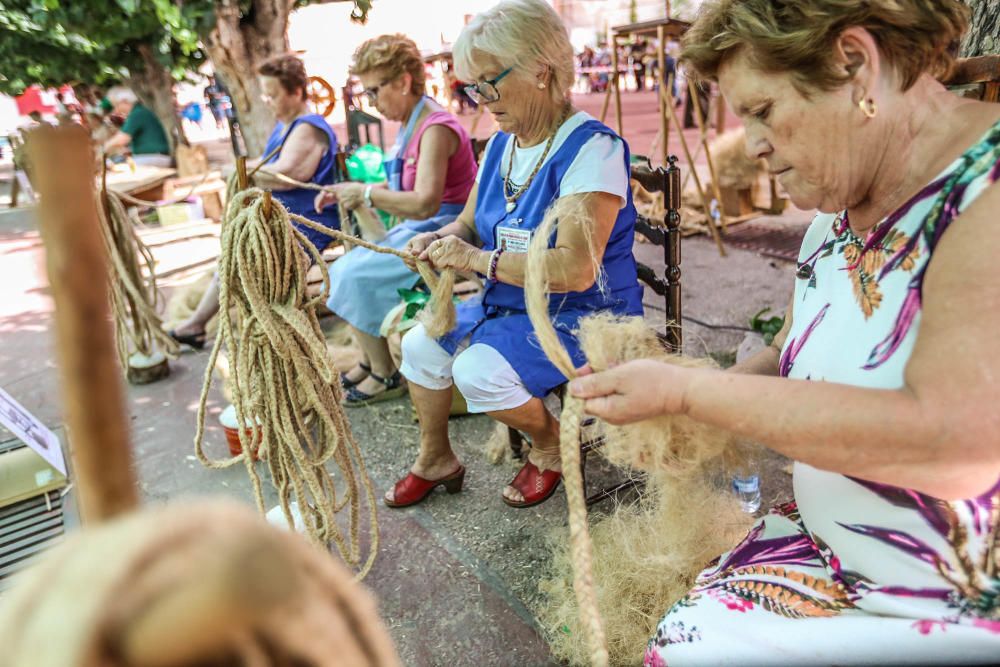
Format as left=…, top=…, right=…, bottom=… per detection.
left=524, top=196, right=749, bottom=666
left=96, top=179, right=179, bottom=373
left=194, top=187, right=384, bottom=577
left=0, top=501, right=401, bottom=667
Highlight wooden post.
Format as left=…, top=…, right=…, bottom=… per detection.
left=599, top=83, right=613, bottom=124
left=262, top=191, right=272, bottom=218
left=664, top=156, right=682, bottom=352
left=687, top=78, right=729, bottom=231
left=656, top=25, right=669, bottom=166
left=25, top=125, right=139, bottom=522
left=236, top=156, right=249, bottom=190
left=611, top=34, right=623, bottom=135
left=661, top=83, right=727, bottom=256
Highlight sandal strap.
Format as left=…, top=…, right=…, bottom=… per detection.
left=369, top=369, right=402, bottom=388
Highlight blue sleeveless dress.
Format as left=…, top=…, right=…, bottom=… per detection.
left=437, top=119, right=644, bottom=397
left=262, top=114, right=340, bottom=249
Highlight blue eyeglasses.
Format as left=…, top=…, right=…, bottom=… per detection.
left=463, top=67, right=513, bottom=104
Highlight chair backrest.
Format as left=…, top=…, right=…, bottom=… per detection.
left=629, top=155, right=682, bottom=352
left=944, top=55, right=1000, bottom=103
left=347, top=109, right=384, bottom=151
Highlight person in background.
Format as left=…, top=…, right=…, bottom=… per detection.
left=315, top=34, right=477, bottom=406
left=169, top=53, right=341, bottom=349
left=204, top=75, right=230, bottom=130
left=102, top=87, right=172, bottom=167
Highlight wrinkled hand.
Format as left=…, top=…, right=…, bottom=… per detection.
left=333, top=183, right=365, bottom=211
left=568, top=360, right=696, bottom=425
left=421, top=235, right=483, bottom=273
left=402, top=231, right=439, bottom=271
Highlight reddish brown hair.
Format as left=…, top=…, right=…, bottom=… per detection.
left=257, top=53, right=310, bottom=100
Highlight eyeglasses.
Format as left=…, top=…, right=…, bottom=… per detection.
left=362, top=77, right=395, bottom=104
left=463, top=67, right=513, bottom=105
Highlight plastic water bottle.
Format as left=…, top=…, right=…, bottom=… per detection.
left=732, top=472, right=761, bottom=514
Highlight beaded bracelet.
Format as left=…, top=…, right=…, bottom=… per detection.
left=486, top=248, right=504, bottom=283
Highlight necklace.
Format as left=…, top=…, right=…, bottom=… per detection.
left=503, top=106, right=572, bottom=213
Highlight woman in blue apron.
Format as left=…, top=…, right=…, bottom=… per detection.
left=168, top=54, right=341, bottom=349
left=387, top=0, right=643, bottom=509
left=318, top=34, right=476, bottom=406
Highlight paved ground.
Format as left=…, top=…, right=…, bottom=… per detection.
left=0, top=93, right=811, bottom=665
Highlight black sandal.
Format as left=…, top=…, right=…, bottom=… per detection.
left=168, top=329, right=206, bottom=350
left=343, top=370, right=408, bottom=407
left=340, top=362, right=371, bottom=390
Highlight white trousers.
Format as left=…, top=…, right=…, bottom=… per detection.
left=399, top=324, right=533, bottom=413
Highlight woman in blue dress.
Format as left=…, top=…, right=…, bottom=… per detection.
left=387, top=0, right=643, bottom=509
left=315, top=34, right=477, bottom=406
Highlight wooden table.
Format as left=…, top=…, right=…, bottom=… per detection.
left=105, top=165, right=177, bottom=202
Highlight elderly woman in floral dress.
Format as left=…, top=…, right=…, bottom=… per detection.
left=571, top=1, right=1000, bottom=664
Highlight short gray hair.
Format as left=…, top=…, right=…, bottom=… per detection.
left=453, top=0, right=574, bottom=104
left=107, top=86, right=138, bottom=105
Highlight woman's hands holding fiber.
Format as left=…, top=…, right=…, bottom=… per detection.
left=569, top=360, right=693, bottom=425
left=332, top=182, right=365, bottom=211
left=422, top=235, right=483, bottom=273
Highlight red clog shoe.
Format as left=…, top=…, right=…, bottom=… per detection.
left=502, top=460, right=562, bottom=508
left=384, top=465, right=466, bottom=508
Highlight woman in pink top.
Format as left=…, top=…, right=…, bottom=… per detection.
left=317, top=34, right=476, bottom=405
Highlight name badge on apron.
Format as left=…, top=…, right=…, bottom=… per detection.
left=496, top=224, right=533, bottom=253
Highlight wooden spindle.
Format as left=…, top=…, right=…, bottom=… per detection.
left=25, top=125, right=139, bottom=522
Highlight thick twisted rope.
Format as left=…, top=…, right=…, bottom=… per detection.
left=194, top=187, right=382, bottom=579
left=524, top=196, right=609, bottom=667
left=96, top=185, right=179, bottom=371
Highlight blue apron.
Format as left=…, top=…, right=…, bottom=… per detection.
left=437, top=119, right=644, bottom=397
left=262, top=114, right=340, bottom=249
left=382, top=95, right=432, bottom=191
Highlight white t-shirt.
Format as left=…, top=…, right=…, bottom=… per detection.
left=474, top=111, right=628, bottom=208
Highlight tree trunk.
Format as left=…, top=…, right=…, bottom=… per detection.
left=203, top=0, right=292, bottom=156
left=961, top=0, right=999, bottom=57
left=128, top=43, right=187, bottom=152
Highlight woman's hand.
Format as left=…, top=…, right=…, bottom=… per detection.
left=333, top=183, right=366, bottom=211
left=402, top=232, right=440, bottom=270
left=423, top=235, right=484, bottom=273
left=568, top=360, right=697, bottom=425
left=314, top=189, right=337, bottom=213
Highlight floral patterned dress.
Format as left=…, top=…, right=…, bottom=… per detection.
left=645, top=120, right=1000, bottom=666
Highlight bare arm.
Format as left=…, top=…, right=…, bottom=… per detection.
left=368, top=124, right=457, bottom=219
left=104, top=131, right=132, bottom=154
left=253, top=123, right=327, bottom=191
left=573, top=182, right=1000, bottom=500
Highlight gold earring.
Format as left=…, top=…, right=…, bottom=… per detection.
left=859, top=97, right=877, bottom=118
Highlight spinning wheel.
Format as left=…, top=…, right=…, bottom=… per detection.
left=308, top=76, right=336, bottom=118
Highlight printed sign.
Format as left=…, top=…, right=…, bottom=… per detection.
left=0, top=386, right=66, bottom=476
left=496, top=226, right=533, bottom=253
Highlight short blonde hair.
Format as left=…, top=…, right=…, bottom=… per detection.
left=453, top=0, right=574, bottom=104
left=351, top=34, right=426, bottom=95
left=682, top=0, right=969, bottom=93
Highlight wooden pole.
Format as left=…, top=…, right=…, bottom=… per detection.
left=687, top=78, right=729, bottom=230
left=25, top=125, right=139, bottom=522
left=599, top=83, right=612, bottom=124
left=611, top=35, right=623, bottom=135
left=236, top=156, right=248, bottom=190
left=661, top=82, right=727, bottom=256
left=656, top=25, right=669, bottom=166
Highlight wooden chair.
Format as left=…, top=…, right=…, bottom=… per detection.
left=507, top=155, right=684, bottom=506
left=944, top=55, right=1000, bottom=102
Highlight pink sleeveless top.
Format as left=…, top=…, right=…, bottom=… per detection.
left=401, top=111, right=476, bottom=204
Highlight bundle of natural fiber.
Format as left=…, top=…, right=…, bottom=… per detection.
left=540, top=480, right=752, bottom=665
left=523, top=195, right=750, bottom=666
left=194, top=188, right=380, bottom=577
left=96, top=186, right=179, bottom=371
left=0, top=501, right=401, bottom=667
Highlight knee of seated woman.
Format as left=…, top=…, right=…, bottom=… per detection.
left=451, top=345, right=525, bottom=404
